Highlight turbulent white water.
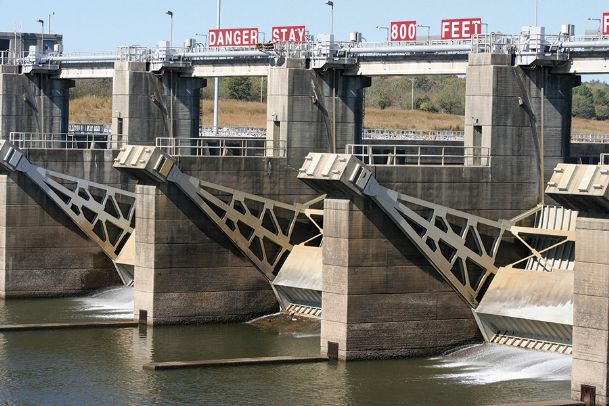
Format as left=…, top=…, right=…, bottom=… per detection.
left=431, top=344, right=571, bottom=384
left=75, top=286, right=134, bottom=319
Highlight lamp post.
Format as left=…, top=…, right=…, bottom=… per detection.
left=37, top=19, right=44, bottom=53
left=213, top=0, right=221, bottom=135
left=48, top=12, right=54, bottom=34
left=417, top=24, right=430, bottom=42
left=409, top=78, right=416, bottom=110
left=165, top=10, right=173, bottom=48
left=588, top=17, right=602, bottom=35
left=534, top=0, right=539, bottom=26
left=325, top=1, right=334, bottom=37
left=376, top=26, right=389, bottom=41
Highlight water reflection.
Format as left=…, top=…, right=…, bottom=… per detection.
left=0, top=288, right=571, bottom=405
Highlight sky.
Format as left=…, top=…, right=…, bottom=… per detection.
left=2, top=0, right=609, bottom=79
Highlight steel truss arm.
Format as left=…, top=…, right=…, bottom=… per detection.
left=0, top=141, right=136, bottom=283
left=113, top=145, right=323, bottom=281
left=298, top=153, right=509, bottom=308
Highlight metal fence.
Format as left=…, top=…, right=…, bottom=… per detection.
left=345, top=144, right=491, bottom=166
left=571, top=133, right=609, bottom=143
left=9, top=132, right=125, bottom=150
left=362, top=129, right=464, bottom=141
left=156, top=137, right=286, bottom=158
left=198, top=127, right=267, bottom=138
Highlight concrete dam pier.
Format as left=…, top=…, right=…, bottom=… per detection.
left=3, top=24, right=609, bottom=403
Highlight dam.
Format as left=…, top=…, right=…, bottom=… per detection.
left=2, top=8, right=609, bottom=404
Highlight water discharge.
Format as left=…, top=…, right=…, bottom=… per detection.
left=74, top=286, right=134, bottom=319
left=432, top=344, right=571, bottom=384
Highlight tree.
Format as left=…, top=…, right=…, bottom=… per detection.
left=573, top=85, right=596, bottom=119
left=596, top=105, right=609, bottom=120
left=377, top=94, right=391, bottom=110
left=436, top=79, right=465, bottom=114
left=226, top=77, right=253, bottom=100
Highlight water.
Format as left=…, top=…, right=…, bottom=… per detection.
left=0, top=287, right=571, bottom=405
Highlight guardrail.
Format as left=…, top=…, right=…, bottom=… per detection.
left=9, top=132, right=125, bottom=150
left=346, top=144, right=490, bottom=166
left=156, top=137, right=286, bottom=158
left=571, top=133, right=609, bottom=143
left=199, top=127, right=266, bottom=138
left=362, top=129, right=464, bottom=141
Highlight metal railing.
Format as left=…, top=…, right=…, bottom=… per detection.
left=68, top=123, right=111, bottom=135
left=10, top=132, right=125, bottom=150
left=198, top=127, right=267, bottom=138
left=571, top=133, right=609, bottom=143
left=362, top=129, right=464, bottom=141
left=156, top=137, right=286, bottom=158
left=346, top=144, right=491, bottom=166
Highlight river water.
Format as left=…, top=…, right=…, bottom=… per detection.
left=0, top=287, right=570, bottom=405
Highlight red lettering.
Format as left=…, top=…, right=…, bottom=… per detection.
left=440, top=18, right=482, bottom=40
left=208, top=28, right=259, bottom=47
left=271, top=26, right=306, bottom=43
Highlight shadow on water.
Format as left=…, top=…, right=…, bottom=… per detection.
left=0, top=287, right=571, bottom=405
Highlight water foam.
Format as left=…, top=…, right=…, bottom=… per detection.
left=431, top=344, right=571, bottom=384
left=75, top=286, right=134, bottom=319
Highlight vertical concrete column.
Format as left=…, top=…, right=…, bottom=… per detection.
left=0, top=66, right=73, bottom=139
left=0, top=173, right=118, bottom=297
left=320, top=198, right=480, bottom=360
left=465, top=54, right=579, bottom=203
left=266, top=60, right=370, bottom=167
left=112, top=62, right=205, bottom=146
left=572, top=215, right=609, bottom=404
left=133, top=183, right=277, bottom=325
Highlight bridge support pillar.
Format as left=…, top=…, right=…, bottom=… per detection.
left=571, top=215, right=609, bottom=405
left=0, top=171, right=119, bottom=297
left=320, top=198, right=480, bottom=360
left=266, top=60, right=370, bottom=166
left=0, top=66, right=73, bottom=139
left=465, top=54, right=579, bottom=203
left=133, top=183, right=278, bottom=325
left=112, top=62, right=206, bottom=146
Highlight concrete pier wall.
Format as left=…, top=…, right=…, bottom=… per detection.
left=266, top=60, right=370, bottom=167
left=0, top=67, right=73, bottom=139
left=321, top=198, right=480, bottom=360
left=0, top=150, right=126, bottom=297
left=111, top=62, right=205, bottom=145
left=571, top=214, right=609, bottom=405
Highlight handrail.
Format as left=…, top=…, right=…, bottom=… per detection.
left=9, top=132, right=126, bottom=150
left=362, top=129, right=464, bottom=141
left=571, top=133, right=609, bottom=143
left=345, top=143, right=491, bottom=167
left=156, top=137, right=286, bottom=158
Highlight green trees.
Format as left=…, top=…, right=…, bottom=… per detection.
left=226, top=77, right=253, bottom=100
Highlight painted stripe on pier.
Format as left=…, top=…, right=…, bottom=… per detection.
left=0, top=320, right=138, bottom=331
left=143, top=355, right=329, bottom=371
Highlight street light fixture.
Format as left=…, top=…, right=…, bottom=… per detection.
left=37, top=19, right=44, bottom=53
left=213, top=0, right=221, bottom=135
left=165, top=10, right=174, bottom=48
left=376, top=26, right=389, bottom=42
left=325, top=1, right=334, bottom=37
left=588, top=17, right=602, bottom=35
left=417, top=24, right=430, bottom=43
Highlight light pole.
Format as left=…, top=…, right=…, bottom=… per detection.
left=409, top=78, right=416, bottom=110
left=48, top=12, right=54, bottom=34
left=534, top=0, right=539, bottom=26
left=376, top=26, right=389, bottom=41
left=165, top=10, right=173, bottom=48
left=325, top=1, right=334, bottom=37
left=37, top=19, right=44, bottom=53
left=417, top=24, right=430, bottom=42
left=213, top=0, right=221, bottom=135
left=588, top=17, right=602, bottom=35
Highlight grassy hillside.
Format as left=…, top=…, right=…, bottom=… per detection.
left=69, top=97, right=609, bottom=135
